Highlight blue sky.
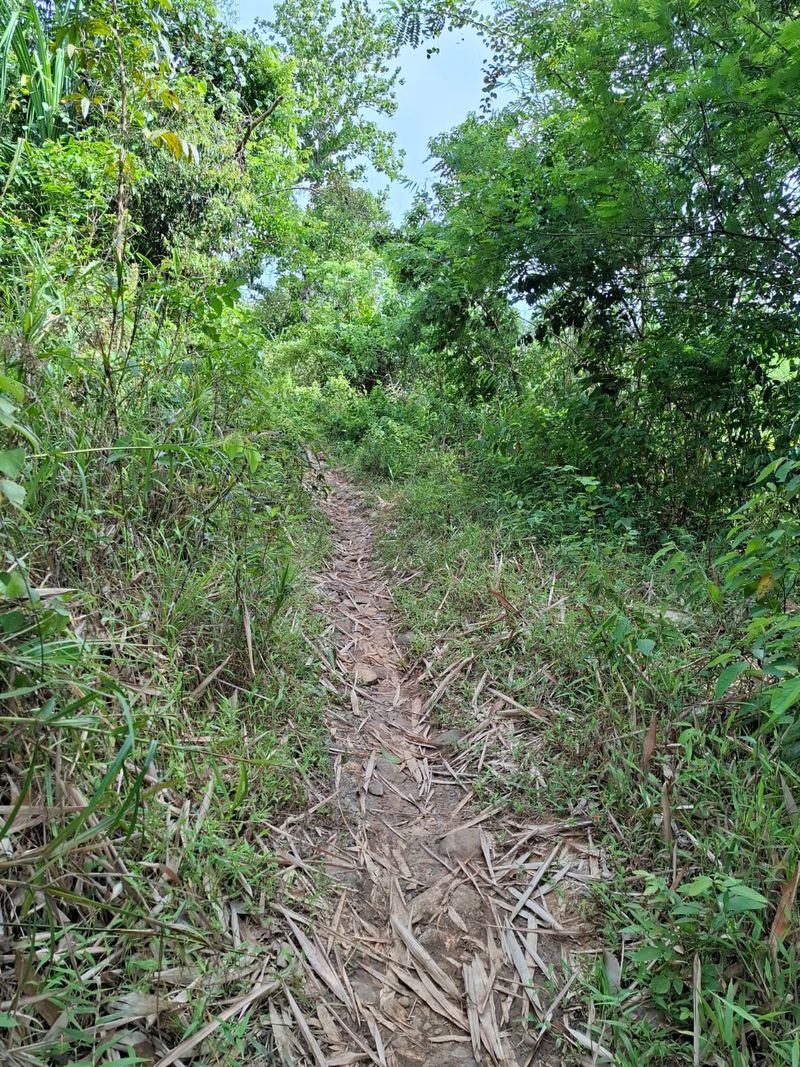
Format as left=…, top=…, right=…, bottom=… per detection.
left=234, top=0, right=488, bottom=219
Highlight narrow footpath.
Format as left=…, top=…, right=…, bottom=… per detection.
left=271, top=471, right=603, bottom=1065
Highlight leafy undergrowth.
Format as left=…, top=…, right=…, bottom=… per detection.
left=0, top=356, right=332, bottom=1064
left=336, top=444, right=800, bottom=1066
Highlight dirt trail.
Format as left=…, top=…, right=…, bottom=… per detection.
left=275, top=471, right=599, bottom=1066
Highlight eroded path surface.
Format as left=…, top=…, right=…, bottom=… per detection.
left=273, top=471, right=600, bottom=1065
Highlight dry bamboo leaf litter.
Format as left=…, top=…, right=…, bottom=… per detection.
left=163, top=469, right=602, bottom=1067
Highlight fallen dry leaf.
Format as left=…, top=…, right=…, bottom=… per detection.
left=769, top=857, right=800, bottom=955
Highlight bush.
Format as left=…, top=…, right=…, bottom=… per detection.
left=353, top=415, right=427, bottom=478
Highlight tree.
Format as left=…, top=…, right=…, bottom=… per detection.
left=384, top=0, right=800, bottom=525
left=264, top=0, right=403, bottom=185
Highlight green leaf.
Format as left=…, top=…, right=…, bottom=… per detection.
left=681, top=875, right=713, bottom=897
left=0, top=448, right=25, bottom=479
left=611, top=616, right=631, bottom=646
left=0, top=374, right=24, bottom=402
left=0, top=609, right=26, bottom=633
left=651, top=973, right=671, bottom=995
left=715, top=660, right=750, bottom=700
left=0, top=478, right=26, bottom=508
left=778, top=19, right=800, bottom=47
left=0, top=570, right=31, bottom=599
left=707, top=582, right=723, bottom=609
left=222, top=433, right=244, bottom=461
left=0, top=396, right=17, bottom=425
left=630, top=944, right=664, bottom=962
left=771, top=676, right=800, bottom=717
left=244, top=445, right=261, bottom=474
left=722, top=882, right=769, bottom=913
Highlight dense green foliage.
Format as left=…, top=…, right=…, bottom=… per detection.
left=1, top=0, right=799, bottom=1062
left=392, top=0, right=800, bottom=529
left=0, top=0, right=397, bottom=1060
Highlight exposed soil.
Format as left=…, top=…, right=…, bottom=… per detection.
left=271, top=470, right=603, bottom=1065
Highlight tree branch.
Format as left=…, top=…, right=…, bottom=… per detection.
left=235, top=96, right=284, bottom=161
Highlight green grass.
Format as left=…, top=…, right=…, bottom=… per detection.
left=0, top=506, right=332, bottom=1064
left=0, top=351, right=335, bottom=1064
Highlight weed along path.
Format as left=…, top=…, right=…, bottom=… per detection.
left=271, top=470, right=605, bottom=1066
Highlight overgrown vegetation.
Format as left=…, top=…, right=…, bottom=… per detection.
left=0, top=0, right=394, bottom=1060
left=1, top=0, right=799, bottom=1062
left=322, top=389, right=799, bottom=1063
